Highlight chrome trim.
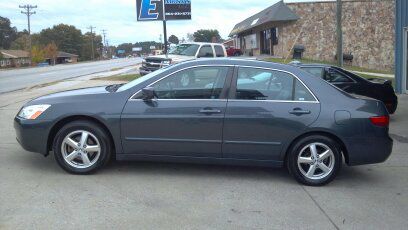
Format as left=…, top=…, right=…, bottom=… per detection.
left=125, top=137, right=221, bottom=144
left=128, top=64, right=320, bottom=103
left=224, top=140, right=281, bottom=146
left=227, top=99, right=319, bottom=104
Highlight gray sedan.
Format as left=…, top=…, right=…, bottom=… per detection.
left=14, top=59, right=393, bottom=186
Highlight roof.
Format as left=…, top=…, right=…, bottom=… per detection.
left=0, top=50, right=30, bottom=59
left=229, top=1, right=299, bottom=36
left=57, top=51, right=78, bottom=58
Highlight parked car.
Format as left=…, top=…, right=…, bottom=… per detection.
left=14, top=59, right=392, bottom=186
left=139, top=42, right=227, bottom=76
left=291, top=63, right=398, bottom=114
left=226, top=46, right=242, bottom=56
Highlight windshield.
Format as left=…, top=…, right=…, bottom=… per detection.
left=117, top=67, right=170, bottom=92
left=168, top=44, right=199, bottom=56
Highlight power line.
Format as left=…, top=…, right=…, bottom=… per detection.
left=87, top=26, right=96, bottom=60
left=101, top=29, right=107, bottom=59
left=19, top=4, right=37, bottom=35
left=19, top=4, right=37, bottom=52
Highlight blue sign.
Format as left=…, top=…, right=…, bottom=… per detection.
left=136, top=0, right=191, bottom=21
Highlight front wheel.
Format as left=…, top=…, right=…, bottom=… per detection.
left=286, top=135, right=342, bottom=186
left=53, top=120, right=112, bottom=174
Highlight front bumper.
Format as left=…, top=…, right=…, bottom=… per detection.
left=14, top=116, right=51, bottom=156
left=139, top=66, right=161, bottom=76
left=345, top=135, right=393, bottom=166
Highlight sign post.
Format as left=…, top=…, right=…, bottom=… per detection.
left=136, top=0, right=191, bottom=54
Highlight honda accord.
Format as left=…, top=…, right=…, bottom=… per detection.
left=14, top=59, right=393, bottom=186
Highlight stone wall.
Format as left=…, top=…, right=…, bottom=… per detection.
left=274, top=0, right=395, bottom=71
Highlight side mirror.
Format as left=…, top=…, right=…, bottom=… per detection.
left=142, top=87, right=156, bottom=100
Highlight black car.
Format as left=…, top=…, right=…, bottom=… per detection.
left=291, top=63, right=398, bottom=114
left=14, top=59, right=393, bottom=186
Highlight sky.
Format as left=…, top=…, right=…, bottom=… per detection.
left=0, top=0, right=333, bottom=46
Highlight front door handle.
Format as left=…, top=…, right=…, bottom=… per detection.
left=289, top=108, right=311, bottom=115
left=199, top=108, right=222, bottom=114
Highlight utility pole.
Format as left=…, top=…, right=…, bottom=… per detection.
left=336, top=0, right=343, bottom=67
left=163, top=20, right=168, bottom=54
left=87, top=26, right=96, bottom=60
left=101, top=29, right=107, bottom=59
left=19, top=4, right=37, bottom=52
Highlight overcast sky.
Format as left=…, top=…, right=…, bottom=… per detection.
left=0, top=0, right=333, bottom=45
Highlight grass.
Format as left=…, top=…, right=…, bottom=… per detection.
left=92, top=74, right=141, bottom=82
left=110, top=67, right=123, bottom=72
left=263, top=57, right=393, bottom=75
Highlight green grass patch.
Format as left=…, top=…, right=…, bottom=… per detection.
left=110, top=67, right=123, bottom=72
left=92, top=74, right=141, bottom=82
left=263, top=57, right=393, bottom=75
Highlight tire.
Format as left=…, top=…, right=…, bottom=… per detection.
left=286, top=135, right=342, bottom=186
left=53, top=120, right=112, bottom=174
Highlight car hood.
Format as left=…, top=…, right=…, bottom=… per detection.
left=147, top=54, right=195, bottom=63
left=29, top=86, right=110, bottom=104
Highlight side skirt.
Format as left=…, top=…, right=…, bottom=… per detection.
left=116, top=154, right=284, bottom=168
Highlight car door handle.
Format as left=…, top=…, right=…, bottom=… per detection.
left=289, top=108, right=311, bottom=115
left=199, top=108, right=222, bottom=114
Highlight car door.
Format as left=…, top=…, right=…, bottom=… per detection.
left=222, top=66, right=320, bottom=161
left=121, top=66, right=233, bottom=158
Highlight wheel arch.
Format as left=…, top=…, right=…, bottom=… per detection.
left=47, top=115, right=116, bottom=155
left=283, top=130, right=349, bottom=165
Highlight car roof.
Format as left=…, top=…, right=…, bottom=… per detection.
left=180, top=42, right=224, bottom=46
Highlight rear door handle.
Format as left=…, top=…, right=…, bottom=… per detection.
left=199, top=108, right=222, bottom=114
left=289, top=108, right=311, bottom=115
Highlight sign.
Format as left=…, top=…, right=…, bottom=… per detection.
left=132, top=47, right=143, bottom=52
left=150, top=45, right=156, bottom=50
left=117, top=50, right=125, bottom=54
left=136, top=0, right=191, bottom=21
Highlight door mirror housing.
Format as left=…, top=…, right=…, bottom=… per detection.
left=142, top=87, right=156, bottom=100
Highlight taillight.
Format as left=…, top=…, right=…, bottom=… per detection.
left=370, top=116, right=389, bottom=127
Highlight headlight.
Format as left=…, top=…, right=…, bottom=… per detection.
left=18, top=104, right=51, bottom=119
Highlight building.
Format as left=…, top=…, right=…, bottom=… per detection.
left=395, top=0, right=408, bottom=94
left=229, top=0, right=395, bottom=71
left=45, top=51, right=78, bottom=65
left=0, top=50, right=31, bottom=68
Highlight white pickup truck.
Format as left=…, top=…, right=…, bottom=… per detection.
left=139, top=42, right=227, bottom=75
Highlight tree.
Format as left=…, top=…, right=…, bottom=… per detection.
left=31, top=45, right=45, bottom=64
left=0, top=16, right=18, bottom=49
left=82, top=32, right=103, bottom=60
left=11, top=34, right=31, bottom=51
left=186, top=33, right=194, bottom=42
left=168, top=35, right=179, bottom=44
left=193, top=29, right=221, bottom=43
left=39, top=24, right=83, bottom=56
left=43, top=42, right=58, bottom=65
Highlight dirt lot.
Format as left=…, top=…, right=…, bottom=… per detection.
left=1, top=79, right=407, bottom=229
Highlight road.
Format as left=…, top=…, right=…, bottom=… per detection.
left=0, top=77, right=407, bottom=229
left=0, top=58, right=142, bottom=93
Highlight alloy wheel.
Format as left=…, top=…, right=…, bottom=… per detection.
left=61, top=130, right=101, bottom=169
left=297, top=142, right=335, bottom=180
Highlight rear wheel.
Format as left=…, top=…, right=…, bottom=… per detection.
left=286, top=135, right=342, bottom=186
left=53, top=120, right=112, bottom=174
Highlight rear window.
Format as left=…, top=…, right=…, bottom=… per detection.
left=214, top=45, right=225, bottom=57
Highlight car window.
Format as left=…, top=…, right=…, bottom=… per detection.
left=214, top=45, right=225, bottom=57
left=235, top=67, right=315, bottom=101
left=198, top=45, right=214, bottom=57
left=327, top=69, right=353, bottom=83
left=147, top=66, right=228, bottom=99
left=301, top=67, right=324, bottom=79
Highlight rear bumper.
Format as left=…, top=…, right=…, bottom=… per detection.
left=345, top=136, right=393, bottom=166
left=14, top=116, right=50, bottom=156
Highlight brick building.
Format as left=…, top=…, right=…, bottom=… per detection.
left=229, top=0, right=395, bottom=71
